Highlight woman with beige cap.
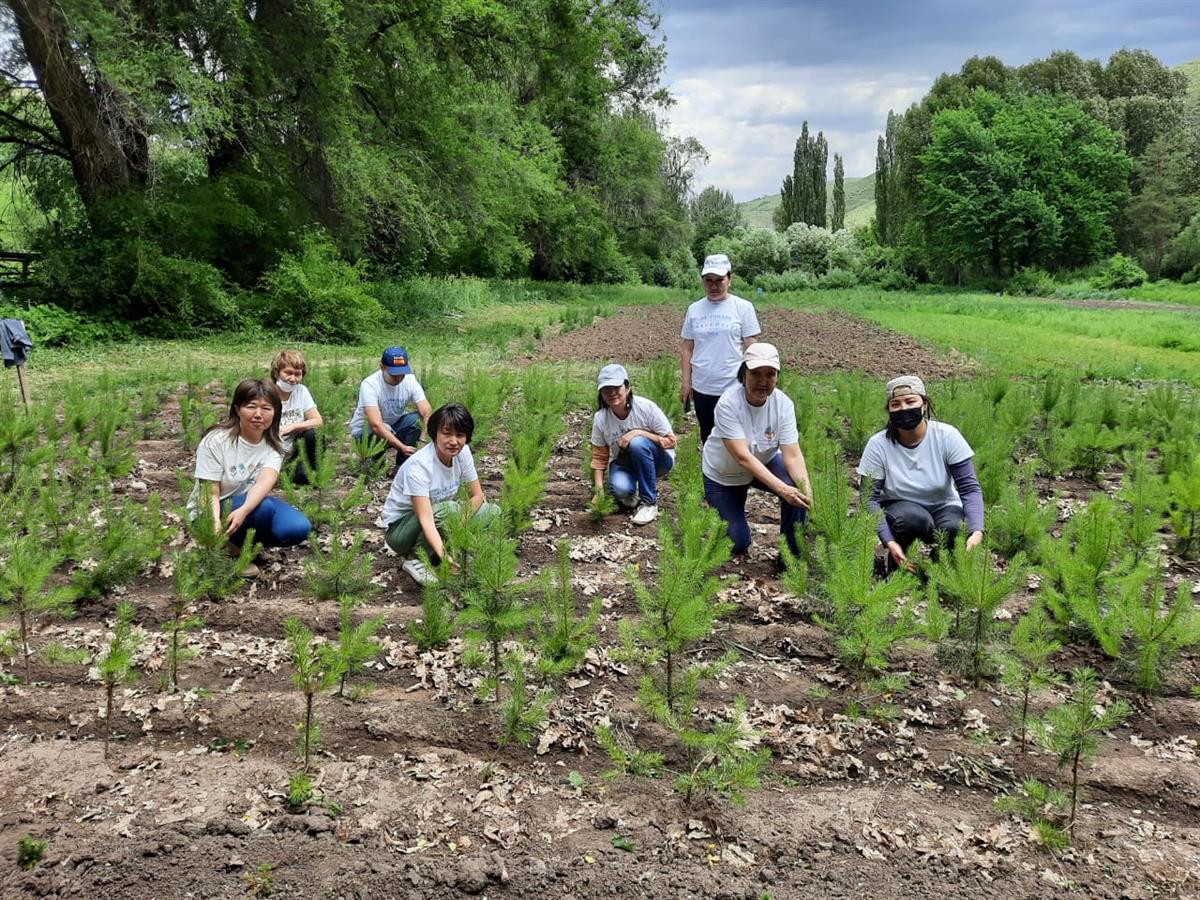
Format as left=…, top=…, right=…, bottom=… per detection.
left=701, top=343, right=811, bottom=566
left=856, top=375, right=984, bottom=571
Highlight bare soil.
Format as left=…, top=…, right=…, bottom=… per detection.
left=537, top=305, right=971, bottom=378
left=2, top=307, right=1198, bottom=900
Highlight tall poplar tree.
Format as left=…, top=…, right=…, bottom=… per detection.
left=832, top=154, right=846, bottom=230
left=810, top=131, right=828, bottom=226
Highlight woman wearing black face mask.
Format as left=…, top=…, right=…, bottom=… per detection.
left=855, top=375, right=984, bottom=572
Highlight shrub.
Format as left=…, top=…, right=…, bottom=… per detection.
left=783, top=222, right=833, bottom=274
left=0, top=302, right=124, bottom=347
left=1162, top=212, right=1200, bottom=280
left=372, top=276, right=493, bottom=323
left=754, top=269, right=818, bottom=292
left=734, top=228, right=789, bottom=282
left=1006, top=266, right=1055, bottom=296
left=1091, top=254, right=1147, bottom=291
left=818, top=267, right=859, bottom=289
left=258, top=232, right=383, bottom=342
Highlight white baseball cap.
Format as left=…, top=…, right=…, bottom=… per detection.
left=701, top=253, right=732, bottom=277
left=742, top=343, right=781, bottom=370
left=597, top=364, right=629, bottom=389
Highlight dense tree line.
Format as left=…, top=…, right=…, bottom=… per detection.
left=872, top=49, right=1200, bottom=282
left=0, top=0, right=702, bottom=334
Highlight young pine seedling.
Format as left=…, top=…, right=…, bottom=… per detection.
left=533, top=541, right=601, bottom=679
left=330, top=594, right=385, bottom=698
left=73, top=496, right=167, bottom=601
left=98, top=602, right=141, bottom=759
left=164, top=552, right=209, bottom=691
left=499, top=655, right=554, bottom=748
left=406, top=577, right=455, bottom=651
left=0, top=535, right=77, bottom=678
left=1032, top=667, right=1130, bottom=828
left=993, top=778, right=1071, bottom=850
left=1166, top=453, right=1200, bottom=559
left=16, top=834, right=47, bottom=870
left=179, top=487, right=259, bottom=601
left=674, top=695, right=772, bottom=808
left=1108, top=567, right=1200, bottom=695
left=284, top=617, right=339, bottom=771
left=1118, top=453, right=1167, bottom=564
left=927, top=543, right=1027, bottom=687
left=1000, top=603, right=1063, bottom=753
left=303, top=528, right=376, bottom=604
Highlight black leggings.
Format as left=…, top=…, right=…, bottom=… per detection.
left=883, top=500, right=965, bottom=550
left=288, top=430, right=319, bottom=486
left=693, top=391, right=721, bottom=448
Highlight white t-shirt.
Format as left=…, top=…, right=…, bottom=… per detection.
left=856, top=421, right=974, bottom=507
left=590, top=397, right=676, bottom=463
left=381, top=442, right=479, bottom=525
left=681, top=294, right=761, bottom=396
left=278, top=384, right=317, bottom=453
left=702, top=384, right=799, bottom=486
left=347, top=371, right=426, bottom=436
left=187, top=429, right=284, bottom=514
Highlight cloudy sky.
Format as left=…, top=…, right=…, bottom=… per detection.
left=658, top=0, right=1200, bottom=201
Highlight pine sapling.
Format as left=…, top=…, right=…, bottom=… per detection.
left=1118, top=453, right=1167, bottom=564
left=180, top=486, right=259, bottom=601
left=406, top=578, right=455, bottom=650
left=331, top=595, right=385, bottom=698
left=303, top=528, right=376, bottom=604
left=456, top=518, right=530, bottom=702
left=1032, top=667, right=1130, bottom=828
left=674, top=696, right=771, bottom=808
left=73, top=496, right=166, bottom=601
left=1109, top=567, right=1200, bottom=695
left=499, top=655, right=554, bottom=747
left=1166, top=453, right=1200, bottom=558
left=165, top=553, right=207, bottom=691
left=994, top=778, right=1071, bottom=850
left=927, top=543, right=1027, bottom=686
left=594, top=724, right=665, bottom=780
left=1000, top=603, right=1063, bottom=753
left=0, top=535, right=77, bottom=678
left=97, top=602, right=141, bottom=759
left=284, top=617, right=339, bottom=771
left=989, top=477, right=1055, bottom=561
left=534, top=541, right=601, bottom=679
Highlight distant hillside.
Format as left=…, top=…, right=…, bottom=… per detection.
left=1178, top=58, right=1200, bottom=100
left=739, top=173, right=875, bottom=231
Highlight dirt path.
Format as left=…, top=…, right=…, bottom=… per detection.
left=2, top=318, right=1198, bottom=899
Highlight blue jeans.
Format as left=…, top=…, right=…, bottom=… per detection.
left=354, top=412, right=422, bottom=465
left=226, top=494, right=312, bottom=548
left=609, top=436, right=674, bottom=506
left=703, top=452, right=806, bottom=556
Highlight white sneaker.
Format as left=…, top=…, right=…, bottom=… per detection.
left=631, top=504, right=659, bottom=526
left=402, top=558, right=437, bottom=586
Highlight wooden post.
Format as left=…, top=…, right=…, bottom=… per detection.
left=15, top=362, right=30, bottom=410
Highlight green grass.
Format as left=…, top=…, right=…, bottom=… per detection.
left=738, top=173, right=875, bottom=230
left=1177, top=58, right=1200, bottom=100
left=1044, top=279, right=1200, bottom=307
left=798, top=289, right=1200, bottom=383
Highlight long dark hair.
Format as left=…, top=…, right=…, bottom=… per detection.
left=596, top=382, right=635, bottom=415
left=205, top=378, right=285, bottom=454
left=884, top=395, right=936, bottom=444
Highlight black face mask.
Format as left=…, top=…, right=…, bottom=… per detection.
left=889, top=406, right=924, bottom=431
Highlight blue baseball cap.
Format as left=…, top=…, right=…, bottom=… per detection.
left=381, top=346, right=412, bottom=375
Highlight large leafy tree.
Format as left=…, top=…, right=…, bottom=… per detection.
left=919, top=90, right=1130, bottom=278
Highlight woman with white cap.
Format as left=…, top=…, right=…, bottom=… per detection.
left=680, top=253, right=761, bottom=447
left=589, top=363, right=677, bottom=526
left=702, top=343, right=811, bottom=563
left=856, top=375, right=984, bottom=571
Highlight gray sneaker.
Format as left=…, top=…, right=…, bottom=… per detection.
left=631, top=504, right=659, bottom=526
left=402, top=558, right=437, bottom=586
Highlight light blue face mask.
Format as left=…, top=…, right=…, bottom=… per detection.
left=275, top=378, right=295, bottom=394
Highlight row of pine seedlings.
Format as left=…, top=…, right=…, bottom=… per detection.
left=2, top=359, right=1199, bottom=846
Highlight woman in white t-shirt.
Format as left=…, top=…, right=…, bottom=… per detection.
left=680, top=253, right=761, bottom=446
left=190, top=378, right=312, bottom=577
left=271, top=350, right=323, bottom=485
left=589, top=364, right=677, bottom=527
left=381, top=403, right=500, bottom=586
left=701, top=343, right=811, bottom=567
left=855, top=375, right=984, bottom=572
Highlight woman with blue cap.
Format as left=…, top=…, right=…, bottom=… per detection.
left=589, top=363, right=677, bottom=526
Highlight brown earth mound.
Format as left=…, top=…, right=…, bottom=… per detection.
left=538, top=305, right=969, bottom=378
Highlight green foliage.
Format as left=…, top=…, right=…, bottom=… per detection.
left=1166, top=453, right=1200, bottom=558
left=776, top=122, right=828, bottom=229
left=690, top=187, right=742, bottom=264
left=0, top=302, right=122, bottom=347
left=286, top=771, right=314, bottom=807
left=1118, top=453, right=1168, bottom=563
left=994, top=779, right=1071, bottom=850
left=1092, top=254, right=1148, bottom=290
left=499, top=656, right=553, bottom=748
left=284, top=617, right=339, bottom=772
left=257, top=233, right=383, bottom=343
left=643, top=354, right=684, bottom=429
left=1000, top=603, right=1063, bottom=752
left=1040, top=495, right=1131, bottom=638
left=72, top=497, right=166, bottom=601
left=0, top=535, right=77, bottom=677
left=534, top=541, right=601, bottom=679
left=674, top=696, right=771, bottom=808
left=329, top=596, right=384, bottom=699
left=594, top=724, right=665, bottom=780
left=98, top=602, right=141, bottom=758
left=989, top=478, right=1055, bottom=561
left=1105, top=567, right=1200, bottom=695
left=1033, top=667, right=1130, bottom=826
left=303, top=529, right=375, bottom=604
left=811, top=511, right=917, bottom=680
left=588, top=489, right=618, bottom=523
left=164, top=558, right=208, bottom=692
left=16, top=835, right=47, bottom=870
left=406, top=580, right=455, bottom=651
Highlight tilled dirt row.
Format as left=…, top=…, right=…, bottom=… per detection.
left=2, top=311, right=1199, bottom=899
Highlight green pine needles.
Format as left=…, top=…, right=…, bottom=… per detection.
left=927, top=544, right=1027, bottom=686
left=1000, top=603, right=1063, bottom=753
left=303, top=529, right=376, bottom=604
left=0, top=535, right=77, bottom=678
left=284, top=617, right=339, bottom=772
left=1166, top=452, right=1200, bottom=558
left=533, top=541, right=601, bottom=679
left=98, top=602, right=141, bottom=759
left=407, top=577, right=455, bottom=651
left=73, top=496, right=166, bottom=601
left=1032, top=667, right=1130, bottom=828
left=994, top=778, right=1071, bottom=850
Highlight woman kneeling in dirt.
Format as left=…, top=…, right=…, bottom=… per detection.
left=271, top=349, right=323, bottom=485
left=855, top=375, right=983, bottom=572
left=189, top=378, right=313, bottom=579
left=381, top=403, right=500, bottom=587
left=589, top=363, right=678, bottom=527
left=702, top=343, right=811, bottom=568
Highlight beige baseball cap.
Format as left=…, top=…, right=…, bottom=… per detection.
left=743, top=342, right=781, bottom=370
left=886, top=375, right=926, bottom=400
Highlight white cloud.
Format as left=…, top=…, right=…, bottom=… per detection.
left=664, top=64, right=929, bottom=201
